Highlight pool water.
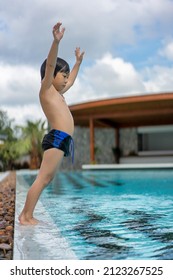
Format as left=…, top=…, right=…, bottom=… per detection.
left=24, top=170, right=173, bottom=260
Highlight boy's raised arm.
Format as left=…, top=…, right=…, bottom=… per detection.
left=41, top=22, right=65, bottom=91
left=61, top=47, right=84, bottom=93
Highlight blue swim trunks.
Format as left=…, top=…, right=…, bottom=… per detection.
left=42, top=129, right=74, bottom=163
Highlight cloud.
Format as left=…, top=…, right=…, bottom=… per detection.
left=1, top=51, right=173, bottom=126
left=0, top=63, right=40, bottom=106
left=142, top=65, right=173, bottom=92
left=1, top=0, right=173, bottom=125
left=84, top=53, right=145, bottom=94
left=159, top=40, right=173, bottom=61
left=66, top=52, right=173, bottom=105
left=1, top=0, right=173, bottom=64
left=1, top=104, right=45, bottom=126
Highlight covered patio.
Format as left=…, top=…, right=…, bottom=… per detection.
left=70, top=92, right=173, bottom=163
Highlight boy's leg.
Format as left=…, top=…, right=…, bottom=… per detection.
left=19, top=148, right=64, bottom=225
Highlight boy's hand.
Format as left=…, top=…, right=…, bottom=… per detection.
left=75, top=47, right=85, bottom=64
left=53, top=22, right=65, bottom=42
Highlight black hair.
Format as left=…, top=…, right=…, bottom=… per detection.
left=40, top=57, right=70, bottom=80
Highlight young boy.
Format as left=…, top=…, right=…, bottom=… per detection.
left=19, top=22, right=84, bottom=225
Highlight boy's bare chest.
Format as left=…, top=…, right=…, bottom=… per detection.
left=41, top=91, right=69, bottom=113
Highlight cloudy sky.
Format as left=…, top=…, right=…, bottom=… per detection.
left=1, top=0, right=173, bottom=125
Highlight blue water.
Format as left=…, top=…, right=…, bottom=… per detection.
left=24, top=169, right=173, bottom=260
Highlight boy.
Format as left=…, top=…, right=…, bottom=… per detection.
left=19, top=22, right=84, bottom=225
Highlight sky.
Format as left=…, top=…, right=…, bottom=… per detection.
left=1, top=0, right=173, bottom=125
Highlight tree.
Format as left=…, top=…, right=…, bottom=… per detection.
left=0, top=110, right=46, bottom=170
left=0, top=110, right=19, bottom=170
left=19, top=120, right=47, bottom=169
left=0, top=110, right=47, bottom=170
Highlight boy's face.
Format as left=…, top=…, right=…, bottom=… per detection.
left=53, top=71, right=69, bottom=91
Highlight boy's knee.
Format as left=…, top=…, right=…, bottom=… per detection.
left=39, top=172, right=55, bottom=187
left=44, top=173, right=54, bottom=185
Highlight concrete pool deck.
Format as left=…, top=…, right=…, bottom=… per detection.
left=82, top=163, right=173, bottom=170
left=13, top=170, right=77, bottom=260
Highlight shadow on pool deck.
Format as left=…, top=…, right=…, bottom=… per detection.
left=13, top=171, right=77, bottom=260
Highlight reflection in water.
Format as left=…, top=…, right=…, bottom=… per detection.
left=73, top=210, right=131, bottom=260
left=122, top=209, right=173, bottom=259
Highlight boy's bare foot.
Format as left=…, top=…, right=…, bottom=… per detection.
left=19, top=214, right=39, bottom=225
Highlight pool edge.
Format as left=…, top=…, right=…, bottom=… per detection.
left=13, top=170, right=78, bottom=260
left=82, top=163, right=173, bottom=170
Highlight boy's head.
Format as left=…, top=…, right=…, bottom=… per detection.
left=40, top=57, right=70, bottom=80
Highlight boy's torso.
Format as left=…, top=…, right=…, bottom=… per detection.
left=39, top=86, right=74, bottom=136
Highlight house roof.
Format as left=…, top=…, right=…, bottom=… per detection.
left=70, top=92, right=173, bottom=128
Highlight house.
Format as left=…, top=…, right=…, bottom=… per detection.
left=67, top=92, right=173, bottom=168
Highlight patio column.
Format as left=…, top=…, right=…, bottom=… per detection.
left=89, top=118, right=95, bottom=163
left=114, top=127, right=120, bottom=164
left=115, top=127, right=120, bottom=148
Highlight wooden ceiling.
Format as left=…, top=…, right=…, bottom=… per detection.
left=70, top=92, right=173, bottom=128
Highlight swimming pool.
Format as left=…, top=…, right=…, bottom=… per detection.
left=24, top=169, right=173, bottom=260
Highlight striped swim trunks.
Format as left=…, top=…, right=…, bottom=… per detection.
left=42, top=129, right=74, bottom=163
